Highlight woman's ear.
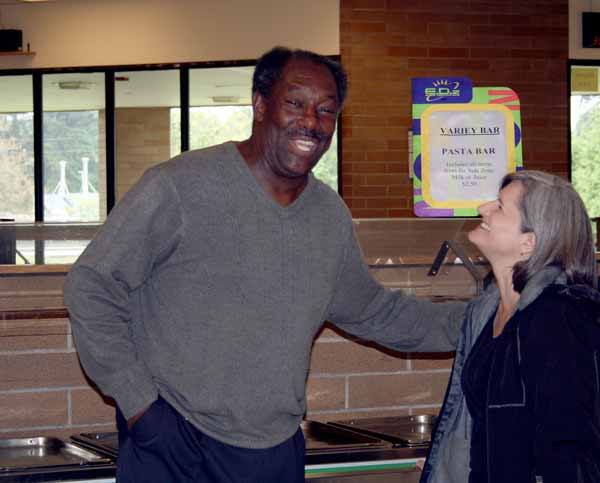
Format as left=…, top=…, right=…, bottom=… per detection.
left=520, top=231, right=536, bottom=258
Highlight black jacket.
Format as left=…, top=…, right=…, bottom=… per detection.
left=421, top=267, right=600, bottom=483
left=483, top=283, right=600, bottom=483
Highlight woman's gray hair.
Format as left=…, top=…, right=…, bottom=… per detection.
left=501, top=170, right=597, bottom=291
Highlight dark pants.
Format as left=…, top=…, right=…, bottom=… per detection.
left=115, top=397, right=305, bottom=483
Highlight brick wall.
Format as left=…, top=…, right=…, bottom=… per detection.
left=0, top=262, right=475, bottom=437
left=0, top=316, right=454, bottom=437
left=306, top=326, right=454, bottom=423
left=115, top=107, right=171, bottom=200
left=0, top=315, right=116, bottom=440
left=0, top=270, right=116, bottom=439
left=340, top=0, right=569, bottom=217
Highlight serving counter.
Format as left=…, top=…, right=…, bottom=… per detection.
left=1, top=418, right=429, bottom=482
left=0, top=218, right=485, bottom=483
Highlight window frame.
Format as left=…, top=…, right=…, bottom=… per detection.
left=0, top=57, right=343, bottom=221
left=568, top=59, right=600, bottom=182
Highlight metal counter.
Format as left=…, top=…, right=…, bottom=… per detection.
left=1, top=419, right=429, bottom=482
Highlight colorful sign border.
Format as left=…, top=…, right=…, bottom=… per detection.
left=411, top=78, right=523, bottom=217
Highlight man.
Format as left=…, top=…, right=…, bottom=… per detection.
left=64, top=47, right=465, bottom=482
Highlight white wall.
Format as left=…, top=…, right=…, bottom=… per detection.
left=570, top=0, right=600, bottom=59
left=0, top=0, right=339, bottom=69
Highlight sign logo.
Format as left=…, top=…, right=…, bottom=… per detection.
left=412, top=77, right=473, bottom=104
left=425, top=80, right=461, bottom=101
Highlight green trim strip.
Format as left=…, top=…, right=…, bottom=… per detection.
left=305, top=461, right=417, bottom=475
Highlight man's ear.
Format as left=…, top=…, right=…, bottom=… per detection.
left=253, top=92, right=267, bottom=123
left=520, top=231, right=536, bottom=258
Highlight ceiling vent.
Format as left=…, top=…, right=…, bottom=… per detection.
left=211, top=96, right=240, bottom=104
left=55, top=81, right=94, bottom=90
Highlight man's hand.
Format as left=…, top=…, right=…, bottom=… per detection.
left=127, top=405, right=151, bottom=430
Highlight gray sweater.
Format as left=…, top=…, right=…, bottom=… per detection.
left=64, top=141, right=465, bottom=449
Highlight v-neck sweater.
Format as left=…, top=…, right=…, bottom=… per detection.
left=65, top=141, right=465, bottom=449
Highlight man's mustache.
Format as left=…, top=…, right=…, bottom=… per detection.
left=287, top=127, right=328, bottom=141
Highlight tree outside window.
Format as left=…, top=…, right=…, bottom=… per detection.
left=0, top=112, right=34, bottom=221
left=571, top=94, right=600, bottom=218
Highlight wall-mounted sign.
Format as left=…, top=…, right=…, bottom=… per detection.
left=572, top=67, right=599, bottom=92
left=411, top=77, right=522, bottom=217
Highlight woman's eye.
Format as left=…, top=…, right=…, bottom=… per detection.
left=286, top=99, right=300, bottom=107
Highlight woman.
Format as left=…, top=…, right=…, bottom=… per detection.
left=420, top=170, right=600, bottom=483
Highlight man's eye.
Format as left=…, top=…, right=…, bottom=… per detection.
left=319, top=107, right=336, bottom=115
left=286, top=99, right=301, bottom=107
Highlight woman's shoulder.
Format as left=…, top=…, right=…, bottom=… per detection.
left=521, top=283, right=600, bottom=352
left=536, top=283, right=600, bottom=318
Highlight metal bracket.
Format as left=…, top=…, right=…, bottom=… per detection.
left=428, top=240, right=485, bottom=295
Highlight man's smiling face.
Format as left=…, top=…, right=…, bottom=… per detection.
left=254, top=58, right=339, bottom=180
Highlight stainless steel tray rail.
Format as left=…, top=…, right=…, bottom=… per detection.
left=328, top=414, right=437, bottom=447
left=70, top=433, right=119, bottom=459
left=0, top=437, right=111, bottom=473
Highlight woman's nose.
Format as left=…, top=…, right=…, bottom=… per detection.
left=478, top=200, right=494, bottom=216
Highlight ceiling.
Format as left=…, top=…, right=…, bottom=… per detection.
left=0, top=1, right=56, bottom=4
left=0, top=65, right=254, bottom=112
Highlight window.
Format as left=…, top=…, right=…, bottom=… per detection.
left=570, top=63, right=600, bottom=218
left=115, top=69, right=179, bottom=199
left=43, top=72, right=106, bottom=222
left=0, top=75, right=34, bottom=222
left=0, top=57, right=342, bottom=223
left=186, top=66, right=339, bottom=191
left=312, top=126, right=339, bottom=191
left=188, top=67, right=253, bottom=152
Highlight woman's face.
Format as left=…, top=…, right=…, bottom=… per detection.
left=468, top=181, right=534, bottom=266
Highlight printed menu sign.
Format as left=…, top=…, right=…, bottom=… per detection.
left=571, top=67, right=599, bottom=92
left=411, top=77, right=522, bottom=217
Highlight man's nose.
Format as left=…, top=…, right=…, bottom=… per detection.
left=300, top=106, right=318, bottom=129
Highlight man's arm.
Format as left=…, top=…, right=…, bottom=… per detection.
left=64, top=166, right=183, bottom=420
left=326, top=229, right=466, bottom=353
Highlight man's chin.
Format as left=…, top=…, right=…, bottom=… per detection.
left=285, top=156, right=321, bottom=177
left=284, top=168, right=312, bottom=179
